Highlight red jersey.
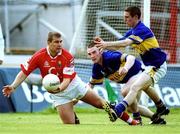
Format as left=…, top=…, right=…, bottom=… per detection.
left=21, top=47, right=76, bottom=82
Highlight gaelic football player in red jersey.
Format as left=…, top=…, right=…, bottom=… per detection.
left=2, top=32, right=138, bottom=125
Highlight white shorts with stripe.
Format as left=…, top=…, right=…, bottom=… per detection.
left=144, top=61, right=167, bottom=84
left=50, top=75, right=88, bottom=107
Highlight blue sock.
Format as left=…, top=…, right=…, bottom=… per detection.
left=114, top=100, right=128, bottom=117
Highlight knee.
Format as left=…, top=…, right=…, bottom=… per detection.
left=121, top=89, right=128, bottom=97
left=130, top=84, right=141, bottom=93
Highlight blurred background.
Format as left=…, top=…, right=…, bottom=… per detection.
left=0, top=0, right=180, bottom=113
left=0, top=0, right=83, bottom=65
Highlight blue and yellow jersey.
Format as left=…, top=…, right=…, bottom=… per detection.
left=122, top=21, right=166, bottom=68
left=90, top=50, right=142, bottom=85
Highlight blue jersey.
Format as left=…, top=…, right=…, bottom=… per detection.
left=122, top=21, right=166, bottom=68
left=90, top=50, right=142, bottom=85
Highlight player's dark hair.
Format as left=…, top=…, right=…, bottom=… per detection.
left=87, top=41, right=96, bottom=48
left=47, top=32, right=61, bottom=42
left=125, top=6, right=141, bottom=19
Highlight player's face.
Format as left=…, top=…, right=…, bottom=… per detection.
left=124, top=11, right=138, bottom=27
left=87, top=47, right=102, bottom=64
left=48, top=36, right=63, bottom=56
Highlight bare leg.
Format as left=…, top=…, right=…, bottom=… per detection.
left=114, top=72, right=152, bottom=118
left=137, top=105, right=154, bottom=118
left=124, top=72, right=152, bottom=106
left=56, top=102, right=75, bottom=124
left=144, top=86, right=160, bottom=103
left=80, top=88, right=104, bottom=109
left=124, top=98, right=140, bottom=114
left=81, top=88, right=138, bottom=125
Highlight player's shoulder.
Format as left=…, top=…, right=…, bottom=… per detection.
left=124, top=29, right=132, bottom=37
left=62, top=48, right=73, bottom=57
left=104, top=50, right=122, bottom=56
left=136, top=21, right=147, bottom=28
left=135, top=21, right=151, bottom=33
left=32, top=48, right=47, bottom=58
left=61, top=48, right=74, bottom=60
left=103, top=50, right=122, bottom=60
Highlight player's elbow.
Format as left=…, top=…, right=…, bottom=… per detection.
left=124, top=38, right=133, bottom=46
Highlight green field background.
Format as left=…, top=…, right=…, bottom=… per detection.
left=0, top=107, right=179, bottom=134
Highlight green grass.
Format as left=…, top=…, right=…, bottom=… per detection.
left=0, top=107, right=180, bottom=134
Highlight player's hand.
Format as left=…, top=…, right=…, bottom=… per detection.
left=47, top=87, right=61, bottom=94
left=2, top=85, right=15, bottom=97
left=93, top=38, right=107, bottom=52
left=93, top=36, right=103, bottom=42
left=95, top=43, right=107, bottom=52
left=118, top=67, right=128, bottom=76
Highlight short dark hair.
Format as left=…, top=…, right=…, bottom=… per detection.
left=87, top=41, right=96, bottom=48
left=125, top=6, right=141, bottom=19
left=47, top=32, right=61, bottom=42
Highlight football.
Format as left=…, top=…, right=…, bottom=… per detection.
left=42, top=74, right=60, bottom=91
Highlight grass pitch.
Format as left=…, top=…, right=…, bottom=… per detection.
left=0, top=107, right=179, bottom=134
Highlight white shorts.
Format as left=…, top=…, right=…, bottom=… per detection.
left=50, top=75, right=88, bottom=107
left=144, top=61, right=167, bottom=84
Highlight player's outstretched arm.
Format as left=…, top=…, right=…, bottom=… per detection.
left=95, top=38, right=133, bottom=51
left=2, top=71, right=27, bottom=97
